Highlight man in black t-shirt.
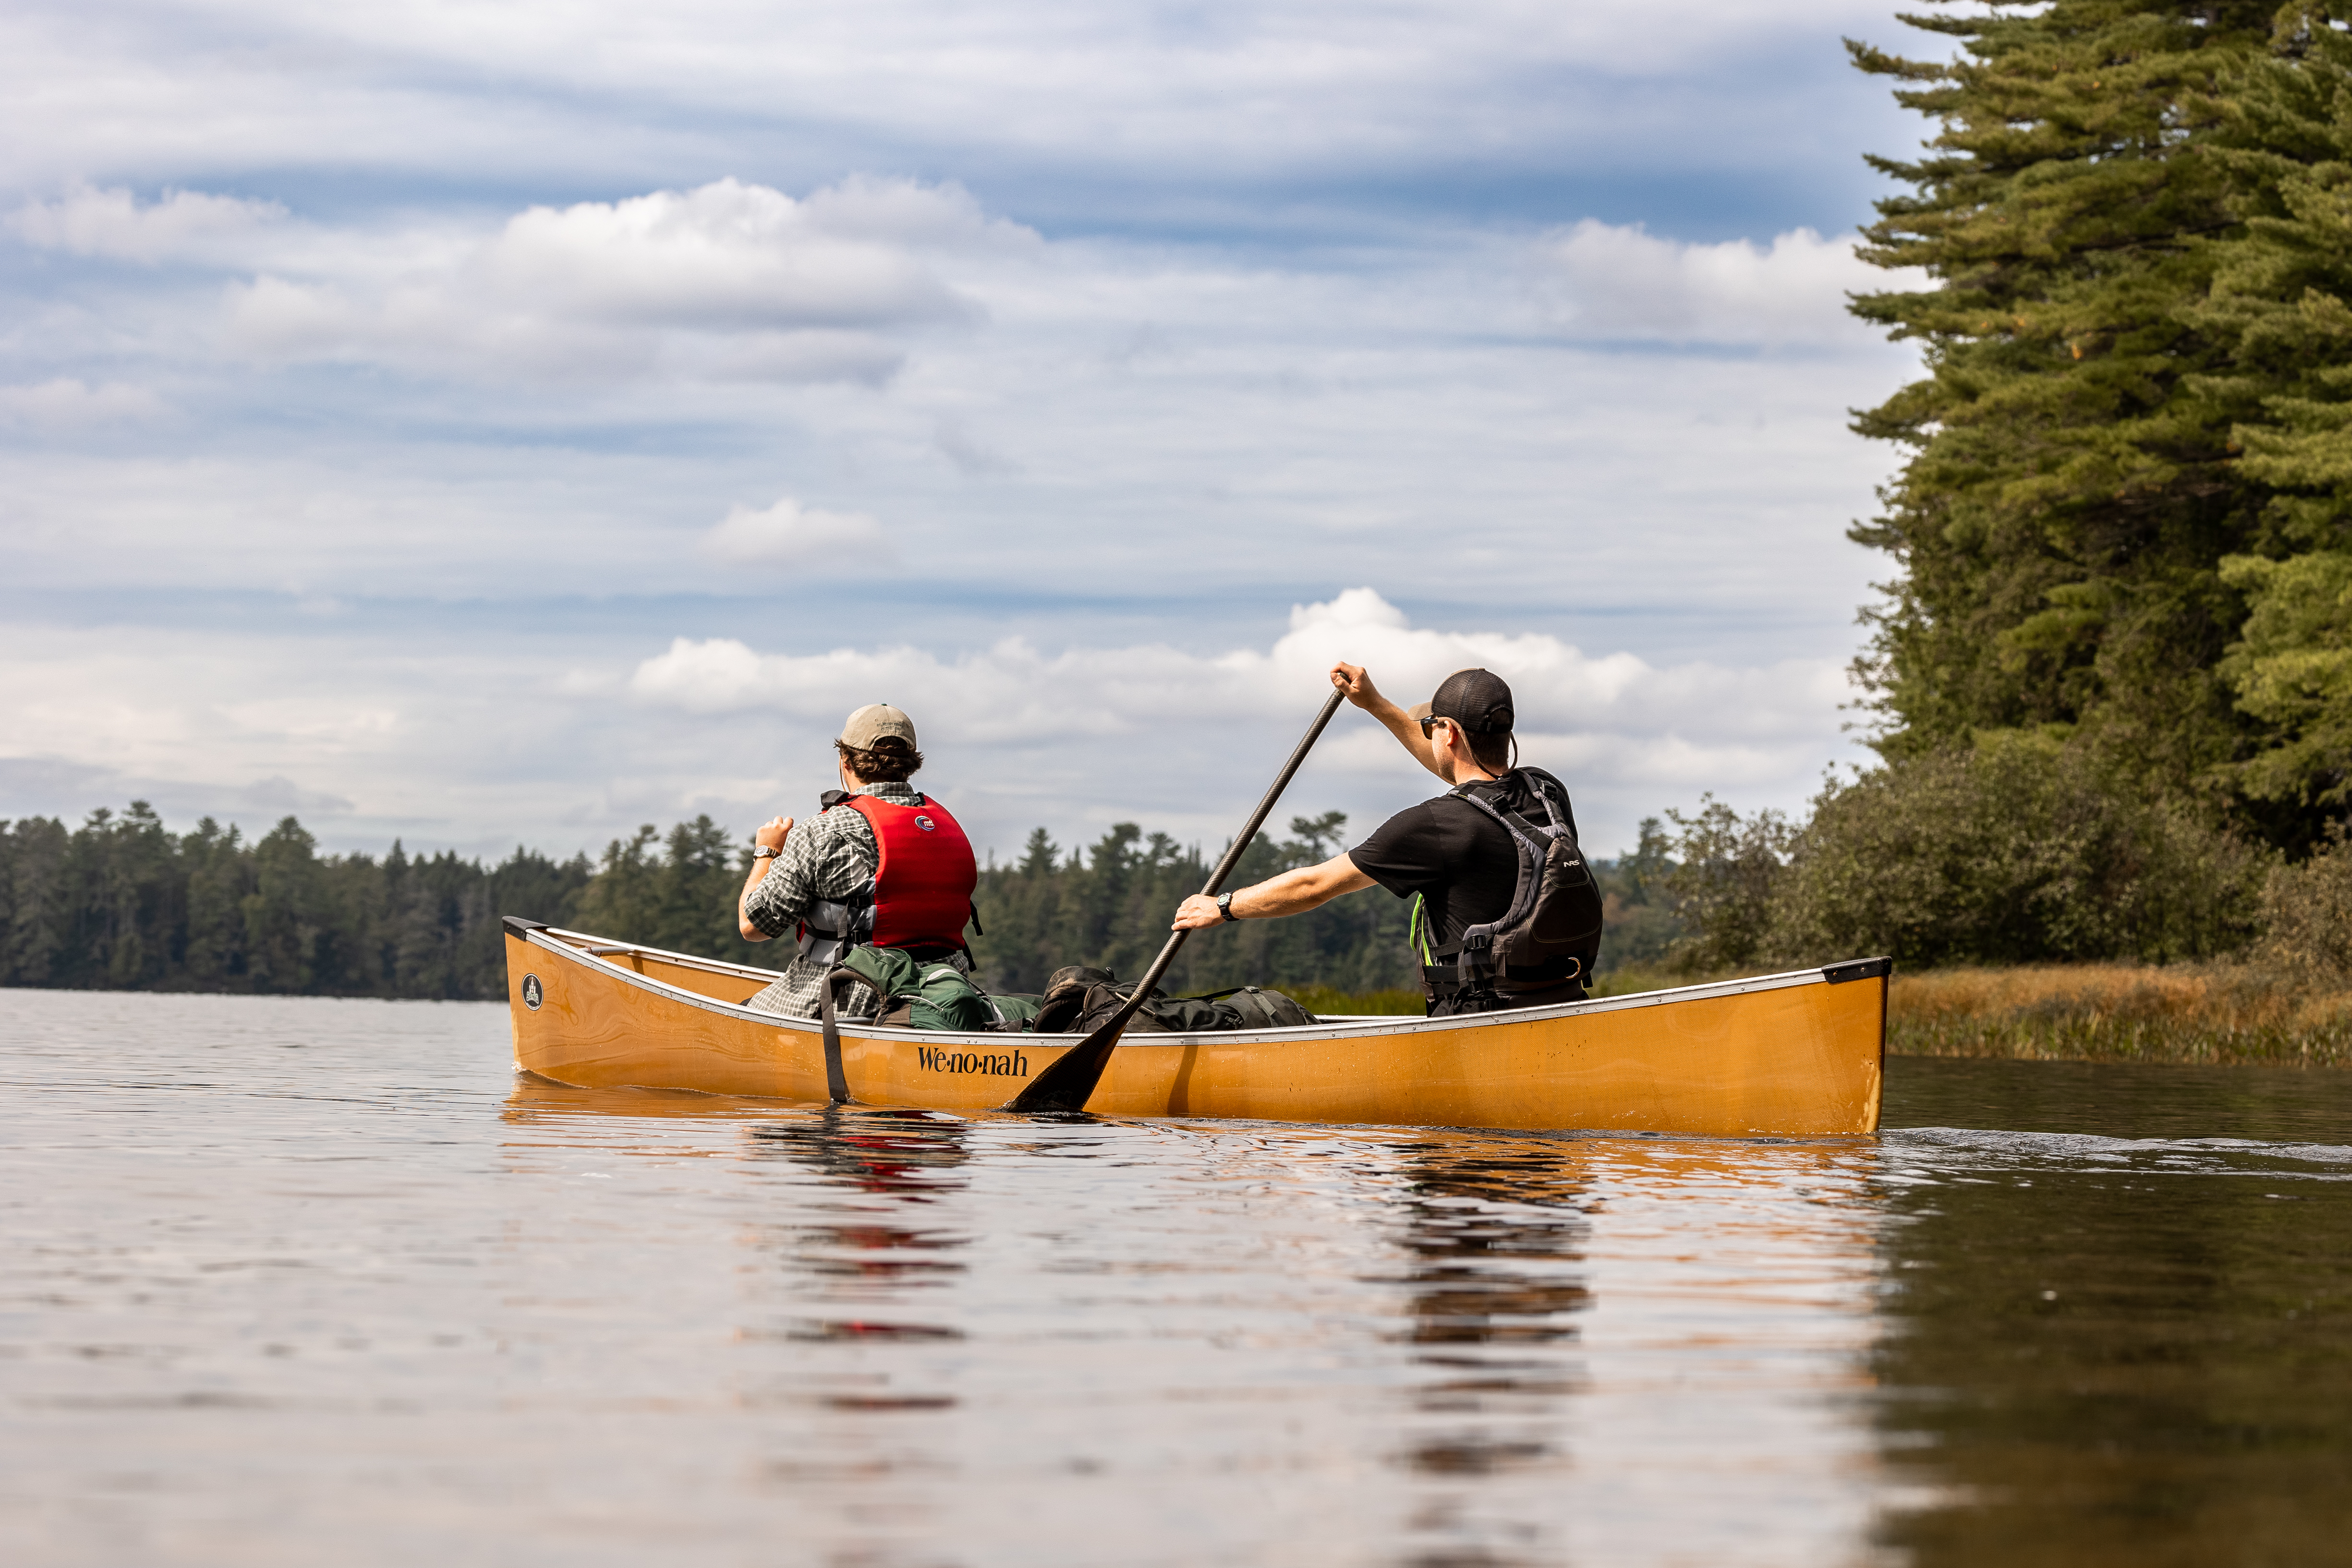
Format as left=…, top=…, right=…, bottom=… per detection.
left=1173, top=662, right=1593, bottom=1015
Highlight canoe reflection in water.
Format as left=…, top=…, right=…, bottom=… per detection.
left=497, top=1076, right=1885, bottom=1565
left=752, top=1107, right=974, bottom=1203
left=1379, top=1142, right=1593, bottom=1485
left=752, top=1111, right=974, bottom=1375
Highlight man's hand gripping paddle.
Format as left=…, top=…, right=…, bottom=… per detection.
left=1003, top=688, right=1348, bottom=1114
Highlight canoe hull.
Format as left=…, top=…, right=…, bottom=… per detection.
left=504, top=924, right=1885, bottom=1135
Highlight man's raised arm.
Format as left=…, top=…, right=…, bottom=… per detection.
left=1329, top=661, right=1446, bottom=781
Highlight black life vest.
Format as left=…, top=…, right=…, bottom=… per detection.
left=1411, top=767, right=1603, bottom=1006
left=796, top=791, right=980, bottom=967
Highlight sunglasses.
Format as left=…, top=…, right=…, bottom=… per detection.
left=1417, top=714, right=1454, bottom=735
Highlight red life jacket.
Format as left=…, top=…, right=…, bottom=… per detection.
left=844, top=793, right=977, bottom=951
left=795, top=792, right=979, bottom=964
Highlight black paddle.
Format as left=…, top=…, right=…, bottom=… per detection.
left=1004, top=687, right=1348, bottom=1114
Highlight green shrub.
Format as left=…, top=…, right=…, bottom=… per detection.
left=1660, top=739, right=2272, bottom=972
left=1658, top=799, right=1794, bottom=971
left=1771, top=737, right=2269, bottom=968
left=1593, top=816, right=1682, bottom=976
left=2257, top=828, right=2352, bottom=980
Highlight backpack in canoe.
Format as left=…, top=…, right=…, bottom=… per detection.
left=824, top=944, right=1040, bottom=1032
left=1029, top=965, right=1318, bottom=1034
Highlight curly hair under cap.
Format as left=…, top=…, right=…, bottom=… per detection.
left=837, top=736, right=924, bottom=783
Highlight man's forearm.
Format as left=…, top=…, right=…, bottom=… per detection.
left=1366, top=696, right=1443, bottom=778
left=1231, top=858, right=1376, bottom=919
left=739, top=861, right=775, bottom=941
left=1173, top=851, right=1374, bottom=931
left=1237, top=866, right=1327, bottom=918
left=1332, top=660, right=1442, bottom=777
left=740, top=817, right=796, bottom=940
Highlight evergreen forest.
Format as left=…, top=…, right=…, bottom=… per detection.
left=0, top=803, right=1677, bottom=1001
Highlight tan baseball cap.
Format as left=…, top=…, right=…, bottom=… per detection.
left=838, top=703, right=917, bottom=750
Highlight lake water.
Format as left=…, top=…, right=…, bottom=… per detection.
left=4, top=990, right=2349, bottom=1568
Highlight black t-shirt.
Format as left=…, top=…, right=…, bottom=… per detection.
left=1347, top=769, right=1580, bottom=967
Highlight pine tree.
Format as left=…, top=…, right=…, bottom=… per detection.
left=243, top=817, right=327, bottom=992
left=573, top=825, right=661, bottom=942
left=2204, top=5, right=2352, bottom=807
left=1848, top=0, right=2280, bottom=785
left=181, top=817, right=250, bottom=985
left=651, top=815, right=763, bottom=962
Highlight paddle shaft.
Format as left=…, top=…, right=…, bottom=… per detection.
left=1005, top=687, right=1348, bottom=1113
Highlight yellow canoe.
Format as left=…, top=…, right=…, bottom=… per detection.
left=502, top=917, right=1886, bottom=1134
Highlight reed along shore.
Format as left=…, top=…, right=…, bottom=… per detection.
left=1582, top=962, right=2352, bottom=1070
left=1882, top=965, right=2352, bottom=1070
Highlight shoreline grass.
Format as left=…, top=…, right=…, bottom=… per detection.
left=1602, top=959, right=2352, bottom=1067
left=1884, top=963, right=2352, bottom=1068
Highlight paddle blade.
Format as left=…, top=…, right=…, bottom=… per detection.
left=1003, top=1012, right=1129, bottom=1112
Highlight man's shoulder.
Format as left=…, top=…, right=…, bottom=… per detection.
left=1460, top=768, right=1570, bottom=814
left=805, top=803, right=872, bottom=833
left=1360, top=794, right=1446, bottom=839
left=798, top=798, right=881, bottom=858
left=816, top=784, right=924, bottom=837
left=1355, top=794, right=1495, bottom=865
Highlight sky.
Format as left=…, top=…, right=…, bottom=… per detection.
left=0, top=0, right=1948, bottom=868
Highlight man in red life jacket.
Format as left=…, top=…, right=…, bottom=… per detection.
left=736, top=703, right=979, bottom=1020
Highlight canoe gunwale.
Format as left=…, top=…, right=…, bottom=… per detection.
left=508, top=923, right=1884, bottom=1053
left=524, top=926, right=782, bottom=985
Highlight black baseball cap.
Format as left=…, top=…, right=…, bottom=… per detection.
left=1406, top=668, right=1515, bottom=734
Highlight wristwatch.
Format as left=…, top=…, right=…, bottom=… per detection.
left=752, top=845, right=780, bottom=860
left=1216, top=892, right=1237, bottom=922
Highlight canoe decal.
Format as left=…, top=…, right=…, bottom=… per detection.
left=522, top=973, right=543, bottom=1010
left=916, top=1045, right=1029, bottom=1077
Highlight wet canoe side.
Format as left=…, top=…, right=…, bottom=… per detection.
left=504, top=925, right=1885, bottom=1135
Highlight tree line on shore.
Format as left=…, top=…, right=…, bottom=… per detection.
left=5, top=759, right=2342, bottom=1005
left=0, top=802, right=1644, bottom=1002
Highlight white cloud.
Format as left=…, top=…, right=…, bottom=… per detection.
left=0, top=378, right=166, bottom=427
left=480, top=178, right=985, bottom=331
left=206, top=177, right=1013, bottom=384
left=0, top=592, right=1865, bottom=866
left=10, top=185, right=286, bottom=263
left=700, top=497, right=893, bottom=566
left=626, top=587, right=1849, bottom=794
left=1533, top=221, right=1919, bottom=346
left=221, top=275, right=355, bottom=358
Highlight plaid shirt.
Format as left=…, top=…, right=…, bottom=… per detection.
left=740, top=781, right=928, bottom=1020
